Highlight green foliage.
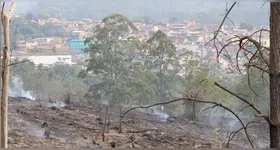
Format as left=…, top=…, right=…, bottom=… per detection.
left=133, top=16, right=154, bottom=24
left=36, top=7, right=64, bottom=19
left=26, top=13, right=34, bottom=21
left=37, top=11, right=50, bottom=19
left=2, top=6, right=269, bottom=124
left=146, top=30, right=180, bottom=100
left=10, top=60, right=89, bottom=103
left=83, top=14, right=157, bottom=106
left=180, top=52, right=239, bottom=118
left=11, top=18, right=68, bottom=39
left=10, top=12, right=262, bottom=119
left=147, top=30, right=176, bottom=60
left=234, top=68, right=269, bottom=116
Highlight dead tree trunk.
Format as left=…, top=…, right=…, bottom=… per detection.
left=269, top=3, right=280, bottom=148
left=0, top=2, right=16, bottom=148
left=107, top=109, right=111, bottom=132
left=192, top=101, right=196, bottom=120
left=0, top=3, right=2, bottom=147
left=118, top=106, right=122, bottom=133
left=102, top=105, right=108, bottom=142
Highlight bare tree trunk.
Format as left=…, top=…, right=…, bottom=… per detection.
left=1, top=14, right=10, bottom=150
left=192, top=101, right=196, bottom=120
left=102, top=106, right=108, bottom=142
left=0, top=2, right=16, bottom=148
left=107, top=109, right=111, bottom=132
left=118, top=106, right=122, bottom=133
left=269, top=3, right=280, bottom=148
left=0, top=3, right=2, bottom=147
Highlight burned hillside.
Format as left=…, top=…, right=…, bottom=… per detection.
left=8, top=97, right=269, bottom=148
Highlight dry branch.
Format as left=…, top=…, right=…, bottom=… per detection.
left=2, top=60, right=29, bottom=67
left=204, top=1, right=275, bottom=147
left=206, top=14, right=270, bottom=74
left=225, top=121, right=254, bottom=148
left=246, top=67, right=269, bottom=103
left=215, top=82, right=274, bottom=129
left=120, top=97, right=255, bottom=148
left=215, top=82, right=261, bottom=114
left=237, top=105, right=251, bottom=115
left=244, top=63, right=270, bottom=74
left=205, top=2, right=237, bottom=46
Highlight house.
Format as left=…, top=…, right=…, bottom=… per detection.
left=234, top=28, right=248, bottom=35
left=69, top=39, right=89, bottom=54
left=14, top=13, right=26, bottom=20
left=67, top=23, right=75, bottom=28
left=83, top=18, right=93, bottom=23
left=252, top=32, right=270, bottom=47
left=14, top=39, right=27, bottom=52
left=75, top=22, right=87, bottom=29
left=176, top=44, right=202, bottom=58
left=71, top=30, right=86, bottom=39
left=36, top=19, right=46, bottom=25
left=152, top=26, right=159, bottom=32
left=170, top=24, right=186, bottom=31
left=47, top=18, right=63, bottom=24
left=26, top=40, right=39, bottom=48
left=49, top=42, right=63, bottom=49
left=33, top=38, right=54, bottom=46
left=184, top=20, right=196, bottom=27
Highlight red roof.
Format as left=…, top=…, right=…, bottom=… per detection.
left=211, top=56, right=219, bottom=61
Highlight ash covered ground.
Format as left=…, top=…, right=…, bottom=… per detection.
left=8, top=97, right=269, bottom=148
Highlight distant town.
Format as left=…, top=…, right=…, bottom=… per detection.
left=10, top=14, right=269, bottom=74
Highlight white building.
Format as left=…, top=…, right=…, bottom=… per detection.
left=176, top=44, right=202, bottom=58
left=11, top=54, right=75, bottom=66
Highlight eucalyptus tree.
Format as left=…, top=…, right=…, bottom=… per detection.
left=83, top=14, right=158, bottom=107
left=146, top=30, right=182, bottom=100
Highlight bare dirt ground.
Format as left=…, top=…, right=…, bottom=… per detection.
left=8, top=97, right=270, bottom=148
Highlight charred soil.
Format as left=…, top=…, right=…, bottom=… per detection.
left=8, top=97, right=269, bottom=148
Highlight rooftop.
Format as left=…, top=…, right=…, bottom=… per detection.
left=12, top=52, right=72, bottom=57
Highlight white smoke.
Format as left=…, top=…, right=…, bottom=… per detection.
left=154, top=110, right=169, bottom=122
left=47, top=101, right=66, bottom=108
left=8, top=76, right=35, bottom=100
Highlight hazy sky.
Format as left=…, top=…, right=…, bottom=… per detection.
left=13, top=1, right=268, bottom=14
left=12, top=1, right=270, bottom=25
left=14, top=2, right=38, bottom=14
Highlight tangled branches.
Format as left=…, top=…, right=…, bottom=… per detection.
left=120, top=96, right=256, bottom=148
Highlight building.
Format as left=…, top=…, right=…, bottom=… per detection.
left=11, top=54, right=74, bottom=66
left=83, top=18, right=93, bottom=23
left=26, top=40, right=39, bottom=48
left=176, top=44, right=202, bottom=58
left=34, top=38, right=54, bottom=45
left=14, top=39, right=27, bottom=52
left=69, top=39, right=89, bottom=54
left=26, top=38, right=54, bottom=48
left=71, top=30, right=86, bottom=39
left=252, top=32, right=270, bottom=48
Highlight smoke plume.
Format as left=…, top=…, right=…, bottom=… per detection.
left=8, top=76, right=35, bottom=100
